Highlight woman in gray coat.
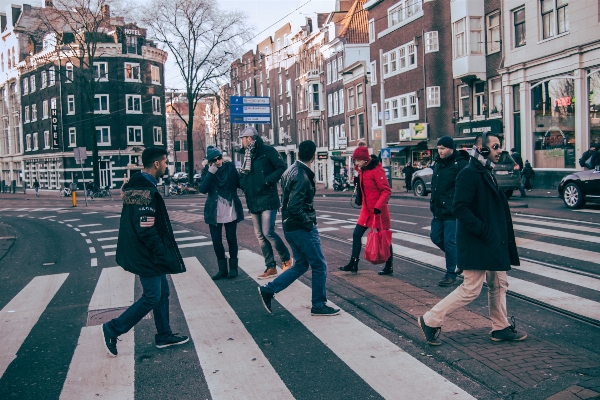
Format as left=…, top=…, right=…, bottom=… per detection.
left=199, top=146, right=244, bottom=280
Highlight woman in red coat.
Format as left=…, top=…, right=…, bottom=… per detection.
left=339, top=145, right=393, bottom=274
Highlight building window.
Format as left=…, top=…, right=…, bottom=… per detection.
left=65, top=63, right=73, bottom=82
left=332, top=59, right=337, bottom=82
left=22, top=78, right=29, bottom=95
left=372, top=103, right=379, bottom=127
left=473, top=82, right=485, bottom=119
left=124, top=63, right=141, bottom=81
left=97, top=126, right=111, bottom=145
left=151, top=65, right=160, bottom=84
left=44, top=131, right=50, bottom=149
left=33, top=132, right=38, bottom=150
left=279, top=104, right=283, bottom=121
left=31, top=104, right=37, bottom=121
left=286, top=103, right=291, bottom=118
left=368, top=19, right=375, bottom=43
left=126, top=35, right=138, bottom=54
left=542, top=0, right=568, bottom=39
left=278, top=74, right=282, bottom=95
left=328, top=94, right=333, bottom=117
left=49, top=66, right=55, bottom=86
left=69, top=127, right=76, bottom=147
left=41, top=70, right=47, bottom=88
left=348, top=87, right=355, bottom=111
left=514, top=7, right=526, bottom=47
left=152, top=96, right=161, bottom=114
left=556, top=0, right=568, bottom=34
left=153, top=127, right=162, bottom=144
left=326, top=63, right=331, bottom=84
left=24, top=106, right=30, bottom=123
left=459, top=85, right=470, bottom=119
left=388, top=0, right=422, bottom=29
left=333, top=91, right=339, bottom=115
left=26, top=134, right=31, bottom=151
left=425, top=31, right=439, bottom=53
left=382, top=41, right=417, bottom=78
left=399, top=98, right=405, bottom=118
left=427, top=86, right=440, bottom=107
left=30, top=75, right=36, bottom=92
left=470, top=17, right=483, bottom=54
left=454, top=18, right=466, bottom=58
left=488, top=78, right=502, bottom=116
left=338, top=56, right=343, bottom=79
left=358, top=113, right=364, bottom=139
left=67, top=95, right=75, bottom=115
left=94, top=62, right=108, bottom=81
left=356, top=84, right=364, bottom=108
left=42, top=100, right=49, bottom=119
left=127, top=126, right=142, bottom=144
left=126, top=95, right=142, bottom=113
left=339, top=89, right=344, bottom=113
left=94, top=94, right=109, bottom=113
left=487, top=11, right=501, bottom=53
left=311, top=83, right=320, bottom=111
left=348, top=115, right=356, bottom=141
left=286, top=79, right=291, bottom=96
left=370, top=61, right=377, bottom=84
left=51, top=97, right=57, bottom=111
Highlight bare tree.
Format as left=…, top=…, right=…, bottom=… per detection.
left=140, top=0, right=249, bottom=183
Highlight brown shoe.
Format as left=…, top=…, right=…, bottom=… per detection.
left=281, top=257, right=294, bottom=272
left=257, top=268, right=278, bottom=280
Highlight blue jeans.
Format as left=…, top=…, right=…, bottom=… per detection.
left=430, top=218, right=458, bottom=279
left=264, top=226, right=327, bottom=308
left=251, top=209, right=290, bottom=268
left=105, top=274, right=172, bottom=344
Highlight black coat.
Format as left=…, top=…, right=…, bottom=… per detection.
left=511, top=152, right=524, bottom=171
left=402, top=165, right=416, bottom=181
left=198, top=161, right=244, bottom=226
left=281, top=161, right=317, bottom=232
left=238, top=136, right=287, bottom=213
left=116, top=173, right=186, bottom=277
left=452, top=158, right=519, bottom=271
left=430, top=150, right=469, bottom=220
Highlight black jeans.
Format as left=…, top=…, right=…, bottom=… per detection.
left=209, top=222, right=238, bottom=260
left=351, top=224, right=393, bottom=262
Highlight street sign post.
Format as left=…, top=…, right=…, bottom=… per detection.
left=73, top=147, right=88, bottom=206
left=380, top=148, right=391, bottom=159
left=230, top=96, right=271, bottom=124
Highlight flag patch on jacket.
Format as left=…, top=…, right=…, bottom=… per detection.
left=140, top=216, right=155, bottom=227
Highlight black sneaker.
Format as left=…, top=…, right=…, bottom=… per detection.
left=311, top=305, right=340, bottom=316
left=101, top=323, right=118, bottom=357
left=491, top=317, right=527, bottom=342
left=456, top=268, right=463, bottom=276
left=438, top=276, right=457, bottom=287
left=258, top=286, right=274, bottom=314
left=156, top=334, right=189, bottom=349
left=418, top=316, right=441, bottom=346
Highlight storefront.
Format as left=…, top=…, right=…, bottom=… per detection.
left=389, top=141, right=429, bottom=180
left=453, top=119, right=503, bottom=149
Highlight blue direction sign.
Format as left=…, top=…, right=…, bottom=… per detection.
left=380, top=148, right=391, bottom=159
left=230, top=96, right=271, bottom=124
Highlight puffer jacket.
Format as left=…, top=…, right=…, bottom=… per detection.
left=238, top=136, right=287, bottom=213
left=357, top=156, right=392, bottom=230
left=280, top=161, right=317, bottom=232
left=198, top=161, right=244, bottom=226
left=116, top=172, right=186, bottom=277
left=430, top=149, right=469, bottom=220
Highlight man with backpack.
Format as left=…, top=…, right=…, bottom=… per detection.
left=580, top=145, right=599, bottom=170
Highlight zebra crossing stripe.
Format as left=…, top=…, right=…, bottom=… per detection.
left=172, top=257, right=294, bottom=399
left=0, top=273, right=69, bottom=378
left=513, top=224, right=600, bottom=244
left=60, top=267, right=135, bottom=400
left=237, top=250, right=475, bottom=399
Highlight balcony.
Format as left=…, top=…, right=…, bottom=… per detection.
left=453, top=55, right=486, bottom=82
left=451, top=0, right=485, bottom=82
left=305, top=70, right=321, bottom=83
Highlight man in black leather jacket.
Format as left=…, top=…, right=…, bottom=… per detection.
left=102, top=147, right=189, bottom=357
left=258, top=141, right=340, bottom=316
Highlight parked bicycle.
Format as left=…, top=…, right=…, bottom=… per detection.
left=58, top=185, right=72, bottom=197
left=92, top=185, right=112, bottom=199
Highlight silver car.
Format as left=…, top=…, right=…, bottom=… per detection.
left=411, top=151, right=521, bottom=199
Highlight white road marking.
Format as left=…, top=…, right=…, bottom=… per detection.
left=58, top=221, right=64, bottom=224
left=105, top=251, right=116, bottom=256
left=175, top=236, right=207, bottom=242
left=516, top=238, right=600, bottom=265
left=86, top=239, right=92, bottom=244
left=91, top=258, right=97, bottom=267
left=104, top=215, right=120, bottom=219
left=62, top=219, right=81, bottom=222
left=78, top=224, right=102, bottom=228
left=60, top=267, right=134, bottom=400
left=238, top=250, right=474, bottom=400
left=89, top=247, right=96, bottom=254
left=422, top=226, right=431, bottom=230
left=90, top=229, right=119, bottom=234
left=171, top=257, right=294, bottom=399
left=177, top=242, right=213, bottom=249
left=38, top=216, right=56, bottom=219
left=172, top=230, right=190, bottom=234
left=80, top=233, right=87, bottom=237
left=323, top=220, right=351, bottom=225
left=341, top=225, right=356, bottom=229
left=0, top=273, right=69, bottom=378
left=513, top=225, right=600, bottom=244
left=573, top=209, right=600, bottom=214
left=73, top=228, right=80, bottom=231
left=96, top=237, right=118, bottom=242
left=512, top=217, right=600, bottom=235
left=81, top=212, right=98, bottom=215
left=101, top=244, right=117, bottom=249
left=317, top=227, right=339, bottom=232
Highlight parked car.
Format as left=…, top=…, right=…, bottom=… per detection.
left=558, top=167, right=600, bottom=208
left=171, top=172, right=188, bottom=182
left=411, top=150, right=521, bottom=198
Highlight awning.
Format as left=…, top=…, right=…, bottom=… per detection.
left=390, top=147, right=406, bottom=153
left=454, top=119, right=503, bottom=137
left=453, top=136, right=476, bottom=142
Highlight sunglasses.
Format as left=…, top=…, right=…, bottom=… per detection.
left=210, top=156, right=222, bottom=163
left=491, top=144, right=502, bottom=150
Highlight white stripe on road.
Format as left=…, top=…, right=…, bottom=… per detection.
left=38, top=215, right=56, bottom=219
left=97, top=237, right=117, bottom=242
left=73, top=228, right=80, bottom=231
left=105, top=251, right=116, bottom=256
left=90, top=229, right=119, bottom=234
left=512, top=217, right=600, bottom=235
left=104, top=215, right=120, bottom=218
left=516, top=238, right=600, bottom=265
left=175, top=236, right=207, bottom=242
left=317, top=227, right=339, bottom=232
left=177, top=242, right=213, bottom=249
left=89, top=247, right=96, bottom=254
left=62, top=219, right=80, bottom=222
left=91, top=258, right=97, bottom=267
left=341, top=225, right=356, bottom=229
left=78, top=224, right=102, bottom=228
left=573, top=209, right=600, bottom=214
left=81, top=212, right=98, bottom=215
left=513, top=225, right=600, bottom=244
left=60, top=267, right=134, bottom=400
left=171, top=257, right=294, bottom=400
left=238, top=250, right=474, bottom=400
left=101, top=244, right=116, bottom=249
left=172, top=230, right=190, bottom=234
left=323, top=220, right=351, bottom=225
left=86, top=239, right=92, bottom=244
left=0, top=273, right=69, bottom=378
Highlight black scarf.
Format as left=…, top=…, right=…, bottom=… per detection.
left=213, top=163, right=233, bottom=205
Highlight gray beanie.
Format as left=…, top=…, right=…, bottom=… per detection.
left=206, top=146, right=222, bottom=161
left=239, top=126, right=258, bottom=138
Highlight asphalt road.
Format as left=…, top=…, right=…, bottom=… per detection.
left=0, top=192, right=599, bottom=400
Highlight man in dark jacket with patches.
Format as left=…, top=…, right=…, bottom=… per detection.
left=419, top=133, right=527, bottom=346
left=102, top=147, right=188, bottom=357
left=238, top=127, right=292, bottom=280
left=430, top=136, right=469, bottom=287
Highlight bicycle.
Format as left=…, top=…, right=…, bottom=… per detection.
left=92, top=186, right=112, bottom=199
left=58, top=186, right=72, bottom=197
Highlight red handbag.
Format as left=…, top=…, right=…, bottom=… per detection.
left=364, top=214, right=392, bottom=264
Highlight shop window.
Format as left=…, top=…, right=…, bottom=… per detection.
left=489, top=78, right=502, bottom=116
left=473, top=82, right=486, bottom=119
left=588, top=71, right=600, bottom=149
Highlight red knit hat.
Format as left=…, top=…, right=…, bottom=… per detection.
left=352, top=146, right=370, bottom=161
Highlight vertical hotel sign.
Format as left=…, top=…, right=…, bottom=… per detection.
left=51, top=108, right=59, bottom=149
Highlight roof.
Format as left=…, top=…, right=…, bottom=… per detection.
left=338, top=0, right=369, bottom=44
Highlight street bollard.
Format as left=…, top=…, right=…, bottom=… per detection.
left=72, top=191, right=77, bottom=207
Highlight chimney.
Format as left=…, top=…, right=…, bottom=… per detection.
left=44, top=0, right=54, bottom=7
left=101, top=4, right=110, bottom=19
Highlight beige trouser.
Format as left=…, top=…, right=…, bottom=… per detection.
left=423, top=270, right=510, bottom=332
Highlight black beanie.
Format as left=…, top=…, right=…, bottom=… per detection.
left=436, top=136, right=455, bottom=150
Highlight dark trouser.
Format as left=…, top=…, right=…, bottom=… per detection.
left=264, top=226, right=327, bottom=308
left=351, top=224, right=393, bottom=262
left=208, top=221, right=238, bottom=260
left=105, top=274, right=172, bottom=344
left=518, top=175, right=526, bottom=197
left=430, top=218, right=458, bottom=279
left=405, top=178, right=412, bottom=191
left=251, top=209, right=290, bottom=268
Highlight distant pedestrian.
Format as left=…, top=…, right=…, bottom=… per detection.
left=86, top=181, right=94, bottom=199
left=102, top=147, right=188, bottom=357
left=199, top=146, right=244, bottom=280
left=33, top=178, right=40, bottom=197
left=419, top=133, right=527, bottom=346
left=580, top=145, right=599, bottom=170
left=510, top=148, right=526, bottom=198
left=339, top=144, right=393, bottom=275
left=429, top=136, right=469, bottom=287
left=522, top=161, right=535, bottom=191
left=258, top=140, right=340, bottom=316
left=238, top=127, right=293, bottom=279
left=402, top=163, right=416, bottom=192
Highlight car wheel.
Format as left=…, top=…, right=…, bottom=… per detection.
left=563, top=183, right=585, bottom=209
left=504, top=189, right=513, bottom=199
left=413, top=180, right=427, bottom=196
